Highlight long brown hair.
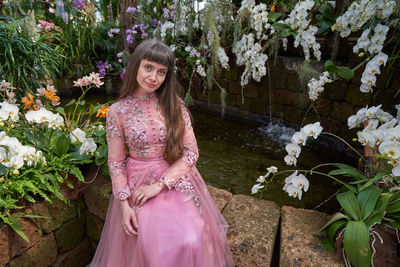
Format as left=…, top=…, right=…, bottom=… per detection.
left=119, top=39, right=185, bottom=164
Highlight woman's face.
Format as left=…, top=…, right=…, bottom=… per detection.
left=136, top=59, right=168, bottom=95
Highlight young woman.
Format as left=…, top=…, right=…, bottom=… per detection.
left=90, top=39, right=234, bottom=267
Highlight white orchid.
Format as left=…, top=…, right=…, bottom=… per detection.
left=267, top=166, right=278, bottom=174
left=251, top=183, right=264, bottom=194
left=291, top=173, right=309, bottom=192
left=285, top=143, right=301, bottom=158
left=79, top=138, right=97, bottom=155
left=70, top=128, right=87, bottom=144
left=291, top=131, right=308, bottom=145
left=301, top=122, right=323, bottom=139
left=379, top=140, right=400, bottom=159
left=284, top=155, right=297, bottom=166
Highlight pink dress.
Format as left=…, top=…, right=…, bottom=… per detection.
left=90, top=93, right=234, bottom=267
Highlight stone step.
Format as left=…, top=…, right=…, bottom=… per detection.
left=280, top=206, right=344, bottom=267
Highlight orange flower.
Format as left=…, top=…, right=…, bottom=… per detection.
left=44, top=89, right=60, bottom=102
left=21, top=92, right=35, bottom=109
left=96, top=105, right=109, bottom=118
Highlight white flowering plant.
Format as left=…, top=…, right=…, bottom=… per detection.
left=0, top=75, right=110, bottom=242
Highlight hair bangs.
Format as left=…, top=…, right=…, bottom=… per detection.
left=141, top=44, right=173, bottom=69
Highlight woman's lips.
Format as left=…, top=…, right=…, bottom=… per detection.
left=145, top=81, right=157, bottom=87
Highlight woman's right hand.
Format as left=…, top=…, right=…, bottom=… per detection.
left=120, top=200, right=138, bottom=236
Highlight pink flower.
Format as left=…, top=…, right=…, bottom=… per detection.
left=38, top=20, right=55, bottom=31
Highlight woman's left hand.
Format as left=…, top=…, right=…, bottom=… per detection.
left=132, top=182, right=165, bottom=206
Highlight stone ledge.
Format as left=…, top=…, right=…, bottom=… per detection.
left=223, top=194, right=280, bottom=267
left=207, top=185, right=232, bottom=212
left=280, top=206, right=344, bottom=267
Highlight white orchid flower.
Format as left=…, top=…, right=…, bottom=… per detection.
left=285, top=143, right=301, bottom=158
left=365, top=105, right=382, bottom=118
left=0, top=110, right=9, bottom=122
left=291, top=173, right=310, bottom=192
left=251, top=183, right=264, bottom=194
left=267, top=166, right=278, bottom=174
left=347, top=115, right=358, bottom=129
left=283, top=184, right=303, bottom=200
left=284, top=171, right=298, bottom=185
left=379, top=140, right=400, bottom=159
left=356, top=107, right=367, bottom=120
left=378, top=118, right=397, bottom=130
left=70, top=128, right=87, bottom=144
left=358, top=131, right=376, bottom=147
left=291, top=131, right=308, bottom=145
left=392, top=164, right=400, bottom=177
left=284, top=155, right=297, bottom=166
left=79, top=138, right=97, bottom=155
left=384, top=126, right=400, bottom=141
left=0, top=101, right=19, bottom=117
left=301, top=122, right=323, bottom=139
left=373, top=52, right=388, bottom=66
left=256, top=175, right=266, bottom=183
left=361, top=72, right=376, bottom=86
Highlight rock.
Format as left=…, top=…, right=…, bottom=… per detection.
left=223, top=195, right=280, bottom=267
left=280, top=206, right=344, bottom=267
left=52, top=238, right=93, bottom=267
left=31, top=198, right=81, bottom=233
left=0, top=218, right=42, bottom=266
left=275, top=89, right=293, bottom=105
left=331, top=101, right=355, bottom=122
left=8, top=233, right=57, bottom=267
left=55, top=216, right=85, bottom=253
left=207, top=185, right=232, bottom=212
left=85, top=211, right=104, bottom=242
left=345, top=84, right=371, bottom=106
left=84, top=183, right=112, bottom=221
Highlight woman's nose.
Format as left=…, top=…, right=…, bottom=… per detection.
left=149, top=71, right=157, bottom=81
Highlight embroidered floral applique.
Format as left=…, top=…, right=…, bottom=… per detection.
left=181, top=147, right=198, bottom=166
left=109, top=161, right=126, bottom=176
left=117, top=187, right=131, bottom=202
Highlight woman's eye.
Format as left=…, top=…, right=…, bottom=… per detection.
left=158, top=70, right=166, bottom=75
left=145, top=65, right=152, bottom=71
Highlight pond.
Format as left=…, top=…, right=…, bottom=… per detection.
left=61, top=85, right=358, bottom=214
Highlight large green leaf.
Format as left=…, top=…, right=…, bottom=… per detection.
left=337, top=67, right=354, bottom=79
left=267, top=12, right=282, bottom=22
left=319, top=5, right=334, bottom=21
left=328, top=164, right=367, bottom=181
left=54, top=133, right=70, bottom=156
left=324, top=60, right=338, bottom=73
left=343, top=221, right=371, bottom=267
left=272, top=23, right=293, bottom=37
left=357, top=186, right=381, bottom=220
left=321, top=219, right=347, bottom=252
left=337, top=191, right=361, bottom=220
left=319, top=212, right=349, bottom=232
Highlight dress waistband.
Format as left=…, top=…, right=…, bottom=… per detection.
left=128, top=156, right=165, bottom=162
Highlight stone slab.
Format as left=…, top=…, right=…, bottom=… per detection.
left=280, top=206, right=344, bottom=267
left=55, top=216, right=85, bottom=253
left=31, top=198, right=80, bottom=233
left=85, top=211, right=104, bottom=242
left=0, top=217, right=42, bottom=266
left=53, top=238, right=93, bottom=267
left=222, top=194, right=280, bottom=267
left=207, top=185, right=232, bottom=212
left=84, top=184, right=112, bottom=221
left=8, top=233, right=57, bottom=267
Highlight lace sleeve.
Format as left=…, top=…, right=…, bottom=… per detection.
left=107, top=104, right=131, bottom=202
left=159, top=101, right=199, bottom=189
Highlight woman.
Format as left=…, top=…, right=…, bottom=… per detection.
left=91, top=39, right=234, bottom=267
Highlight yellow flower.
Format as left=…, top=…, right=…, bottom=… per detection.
left=96, top=105, right=109, bottom=118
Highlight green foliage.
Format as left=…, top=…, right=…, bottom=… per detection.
left=316, top=4, right=334, bottom=36
left=0, top=17, right=63, bottom=95
left=324, top=60, right=354, bottom=79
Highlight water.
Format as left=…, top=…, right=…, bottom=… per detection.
left=61, top=88, right=356, bottom=214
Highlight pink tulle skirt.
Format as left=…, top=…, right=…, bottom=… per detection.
left=90, top=157, right=234, bottom=267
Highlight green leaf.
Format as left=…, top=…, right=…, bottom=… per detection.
left=267, top=12, right=282, bottom=22
left=337, top=191, right=361, bottom=220
left=388, top=221, right=400, bottom=230
left=360, top=172, right=386, bottom=191
left=0, top=164, right=7, bottom=176
left=65, top=99, right=76, bottom=107
left=319, top=212, right=349, bottom=232
left=55, top=107, right=65, bottom=116
left=328, top=164, right=368, bottom=181
left=357, top=186, right=381, bottom=220
left=387, top=195, right=400, bottom=214
left=324, top=60, right=338, bottom=73
left=321, top=219, right=347, bottom=251
left=343, top=221, right=371, bottom=267
left=272, top=23, right=293, bottom=37
left=319, top=5, right=333, bottom=21
left=337, top=67, right=354, bottom=79
left=54, top=133, right=70, bottom=156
